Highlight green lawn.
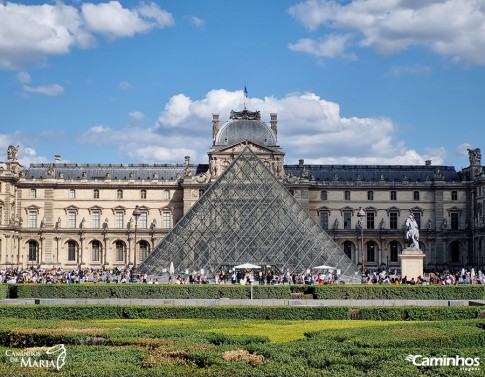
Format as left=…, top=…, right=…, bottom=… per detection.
left=0, top=317, right=484, bottom=376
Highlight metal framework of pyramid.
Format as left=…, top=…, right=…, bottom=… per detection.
left=139, top=149, right=360, bottom=282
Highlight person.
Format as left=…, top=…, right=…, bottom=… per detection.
left=405, top=214, right=420, bottom=249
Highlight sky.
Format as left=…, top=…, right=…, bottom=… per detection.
left=1, top=0, right=485, bottom=170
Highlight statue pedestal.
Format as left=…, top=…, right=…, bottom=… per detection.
left=399, top=248, right=425, bottom=282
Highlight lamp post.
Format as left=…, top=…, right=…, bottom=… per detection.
left=357, top=207, right=366, bottom=277
left=132, top=205, right=141, bottom=268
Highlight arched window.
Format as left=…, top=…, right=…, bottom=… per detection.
left=198, top=189, right=204, bottom=198
left=367, top=241, right=375, bottom=263
left=139, top=240, right=149, bottom=261
left=28, top=240, right=37, bottom=262
left=344, top=241, right=352, bottom=259
left=115, top=240, right=124, bottom=262
left=92, top=240, right=101, bottom=262
left=68, top=240, right=76, bottom=261
left=450, top=241, right=460, bottom=263
left=390, top=241, right=399, bottom=262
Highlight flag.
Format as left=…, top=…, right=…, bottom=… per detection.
left=244, top=86, right=248, bottom=98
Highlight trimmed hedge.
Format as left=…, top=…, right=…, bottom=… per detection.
left=3, top=283, right=485, bottom=300
left=0, top=304, right=483, bottom=321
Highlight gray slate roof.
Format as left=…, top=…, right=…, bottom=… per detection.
left=215, top=119, right=277, bottom=147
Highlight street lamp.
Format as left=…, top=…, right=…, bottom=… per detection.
left=132, top=205, right=141, bottom=268
left=356, top=207, right=366, bottom=276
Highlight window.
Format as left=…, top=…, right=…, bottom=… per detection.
left=320, top=191, right=328, bottom=201
left=117, top=189, right=123, bottom=199
left=93, top=189, right=100, bottom=199
left=163, top=190, right=170, bottom=200
left=413, top=191, right=420, bottom=201
left=115, top=212, right=124, bottom=229
left=450, top=241, right=460, bottom=263
left=140, top=189, right=147, bottom=199
left=28, top=211, right=37, bottom=228
left=162, top=211, right=171, bottom=229
left=413, top=212, right=421, bottom=229
left=344, top=241, right=352, bottom=259
left=115, top=241, right=124, bottom=261
left=199, top=189, right=204, bottom=198
left=390, top=241, right=399, bottom=262
left=390, top=212, right=398, bottom=229
left=366, top=212, right=375, bottom=230
left=367, top=242, right=375, bottom=263
left=68, top=241, right=76, bottom=261
left=343, top=212, right=351, bottom=230
left=367, top=191, right=374, bottom=201
left=69, top=189, right=76, bottom=199
left=344, top=191, right=351, bottom=201
left=451, top=212, right=459, bottom=230
left=451, top=191, right=458, bottom=201
left=92, top=212, right=100, bottom=228
left=68, top=211, right=76, bottom=228
left=139, top=212, right=147, bottom=229
left=92, top=240, right=100, bottom=262
left=139, top=240, right=148, bottom=261
left=28, top=240, right=37, bottom=262
left=320, top=211, right=329, bottom=230
left=30, top=188, right=37, bottom=198
left=390, top=191, right=397, bottom=201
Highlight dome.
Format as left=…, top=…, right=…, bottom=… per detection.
left=215, top=110, right=277, bottom=147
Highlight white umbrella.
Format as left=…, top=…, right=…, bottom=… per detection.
left=234, top=263, right=261, bottom=269
left=313, top=265, right=335, bottom=270
left=169, top=261, right=175, bottom=275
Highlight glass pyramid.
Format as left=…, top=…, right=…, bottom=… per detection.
left=139, top=149, right=360, bottom=282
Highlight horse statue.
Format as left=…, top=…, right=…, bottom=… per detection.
left=405, top=214, right=420, bottom=249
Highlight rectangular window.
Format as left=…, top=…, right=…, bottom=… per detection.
left=343, top=212, right=351, bottom=230
left=92, top=241, right=100, bottom=262
left=320, top=191, right=327, bottom=200
left=68, top=211, right=76, bottom=228
left=69, top=189, right=76, bottom=199
left=390, top=212, right=398, bottom=229
left=320, top=212, right=329, bottom=230
left=390, top=191, right=397, bottom=201
left=451, top=191, right=458, bottom=201
left=413, top=191, right=420, bottom=201
left=344, top=191, right=351, bottom=201
left=30, top=189, right=37, bottom=199
left=413, top=212, right=421, bottom=229
left=162, top=211, right=171, bottom=229
left=93, top=189, right=99, bottom=199
left=367, top=191, right=374, bottom=201
left=366, top=212, right=375, bottom=230
left=115, top=241, right=124, bottom=261
left=92, top=212, right=100, bottom=229
left=139, top=212, right=147, bottom=229
left=28, top=211, right=37, bottom=228
left=451, top=213, right=459, bottom=230
left=115, top=212, right=124, bottom=229
left=117, top=190, right=123, bottom=199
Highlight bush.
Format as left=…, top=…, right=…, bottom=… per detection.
left=0, top=284, right=7, bottom=299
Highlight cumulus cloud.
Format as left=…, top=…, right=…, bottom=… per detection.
left=288, top=0, right=485, bottom=65
left=153, top=89, right=440, bottom=165
left=23, top=83, right=64, bottom=96
left=289, top=33, right=356, bottom=59
left=0, top=1, right=174, bottom=70
left=129, top=111, right=145, bottom=122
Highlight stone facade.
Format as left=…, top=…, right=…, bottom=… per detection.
left=0, top=110, right=484, bottom=272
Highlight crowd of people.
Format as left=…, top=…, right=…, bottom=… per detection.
left=1, top=265, right=484, bottom=286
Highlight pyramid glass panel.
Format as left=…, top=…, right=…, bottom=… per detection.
left=140, top=149, right=360, bottom=282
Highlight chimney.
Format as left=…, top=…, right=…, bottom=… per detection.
left=299, top=159, right=304, bottom=166
left=54, top=155, right=61, bottom=163
left=425, top=160, right=431, bottom=166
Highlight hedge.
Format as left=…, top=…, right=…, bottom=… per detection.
left=0, top=284, right=7, bottom=300
left=3, top=283, right=485, bottom=300
left=0, top=304, right=483, bottom=321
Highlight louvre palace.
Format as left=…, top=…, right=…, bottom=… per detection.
left=1, top=108, right=484, bottom=276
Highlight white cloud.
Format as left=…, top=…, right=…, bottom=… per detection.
left=185, top=15, right=205, bottom=27
left=23, top=83, right=64, bottom=96
left=0, top=1, right=174, bottom=70
left=153, top=89, right=439, bottom=165
left=16, top=71, right=31, bottom=84
left=129, top=111, right=145, bottom=122
left=118, top=81, right=134, bottom=90
left=288, top=0, right=485, bottom=65
left=289, top=34, right=356, bottom=59
left=81, top=1, right=174, bottom=38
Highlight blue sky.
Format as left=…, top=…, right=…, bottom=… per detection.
left=1, top=0, right=484, bottom=170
